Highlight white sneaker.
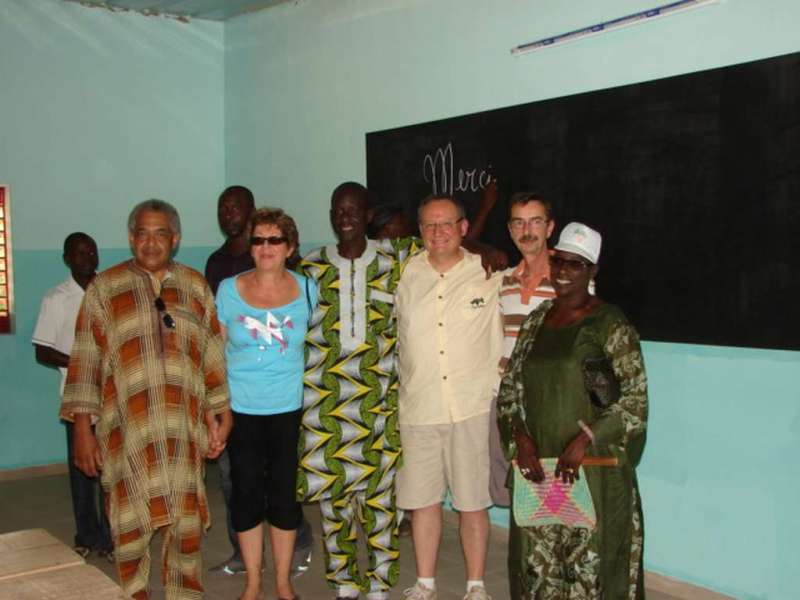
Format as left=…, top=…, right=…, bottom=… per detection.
left=463, top=585, right=492, bottom=600
left=403, top=582, right=437, bottom=600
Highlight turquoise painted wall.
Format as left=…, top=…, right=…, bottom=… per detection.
left=224, top=1, right=800, bottom=598
left=0, top=1, right=225, bottom=468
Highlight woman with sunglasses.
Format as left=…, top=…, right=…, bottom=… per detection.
left=215, top=207, right=316, bottom=600
left=497, top=222, right=649, bottom=600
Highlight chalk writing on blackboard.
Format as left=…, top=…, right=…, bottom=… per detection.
left=423, top=142, right=492, bottom=196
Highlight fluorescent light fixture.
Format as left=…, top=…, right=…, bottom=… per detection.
left=511, top=0, right=720, bottom=56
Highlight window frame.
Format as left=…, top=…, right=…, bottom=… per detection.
left=0, top=185, right=14, bottom=334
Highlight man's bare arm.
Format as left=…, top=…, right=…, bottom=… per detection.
left=34, top=344, right=70, bottom=369
left=466, top=179, right=498, bottom=241
left=72, top=413, right=103, bottom=477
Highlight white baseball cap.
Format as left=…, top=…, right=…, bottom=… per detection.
left=554, top=222, right=602, bottom=264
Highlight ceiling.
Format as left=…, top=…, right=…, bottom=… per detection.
left=66, top=0, right=293, bottom=21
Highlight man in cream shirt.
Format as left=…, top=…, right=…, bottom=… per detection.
left=396, top=195, right=503, bottom=600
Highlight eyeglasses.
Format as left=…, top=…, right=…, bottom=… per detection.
left=549, top=255, right=591, bottom=271
left=509, top=216, right=548, bottom=230
left=419, top=218, right=462, bottom=234
left=250, top=235, right=288, bottom=246
left=154, top=297, right=176, bottom=329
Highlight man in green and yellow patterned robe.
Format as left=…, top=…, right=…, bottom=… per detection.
left=298, top=182, right=420, bottom=600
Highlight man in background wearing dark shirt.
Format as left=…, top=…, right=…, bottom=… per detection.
left=205, top=185, right=256, bottom=296
left=205, top=185, right=314, bottom=577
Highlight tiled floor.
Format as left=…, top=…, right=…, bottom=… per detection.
left=0, top=463, right=681, bottom=599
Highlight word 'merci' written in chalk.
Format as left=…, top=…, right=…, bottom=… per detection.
left=423, top=142, right=492, bottom=197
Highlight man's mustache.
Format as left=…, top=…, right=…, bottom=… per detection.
left=519, top=235, right=538, bottom=243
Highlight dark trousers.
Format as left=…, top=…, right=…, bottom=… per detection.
left=229, top=409, right=303, bottom=532
left=218, top=416, right=313, bottom=557
left=217, top=448, right=240, bottom=552
left=65, top=421, right=112, bottom=551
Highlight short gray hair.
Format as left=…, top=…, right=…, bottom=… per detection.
left=127, top=199, right=181, bottom=235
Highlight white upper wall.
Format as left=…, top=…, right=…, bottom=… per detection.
left=224, top=0, right=800, bottom=244
left=0, top=0, right=225, bottom=250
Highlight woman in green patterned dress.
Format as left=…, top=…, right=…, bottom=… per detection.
left=497, top=222, right=648, bottom=600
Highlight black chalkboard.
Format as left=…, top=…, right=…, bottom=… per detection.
left=366, top=51, right=800, bottom=351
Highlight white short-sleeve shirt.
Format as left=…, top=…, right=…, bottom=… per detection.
left=32, top=276, right=85, bottom=395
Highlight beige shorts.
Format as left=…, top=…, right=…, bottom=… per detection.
left=396, top=412, right=492, bottom=512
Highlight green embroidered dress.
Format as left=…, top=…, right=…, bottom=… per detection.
left=498, top=301, right=648, bottom=600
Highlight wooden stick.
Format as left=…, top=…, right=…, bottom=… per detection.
left=582, top=456, right=619, bottom=467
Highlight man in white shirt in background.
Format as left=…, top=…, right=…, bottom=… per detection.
left=32, top=231, right=112, bottom=560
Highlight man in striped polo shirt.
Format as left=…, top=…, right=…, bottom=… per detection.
left=489, top=193, right=556, bottom=506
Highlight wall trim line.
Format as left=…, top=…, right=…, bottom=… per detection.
left=0, top=463, right=68, bottom=482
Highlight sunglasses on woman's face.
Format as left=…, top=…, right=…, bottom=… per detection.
left=250, top=235, right=288, bottom=246
left=549, top=255, right=592, bottom=271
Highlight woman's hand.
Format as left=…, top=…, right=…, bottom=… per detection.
left=515, top=429, right=545, bottom=483
left=205, top=409, right=233, bottom=459
left=556, top=431, right=592, bottom=485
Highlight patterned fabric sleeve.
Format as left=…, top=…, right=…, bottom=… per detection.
left=383, top=237, right=423, bottom=454
left=304, top=275, right=318, bottom=316
left=200, top=281, right=230, bottom=414
left=589, top=317, right=648, bottom=448
left=386, top=236, right=423, bottom=274
left=298, top=255, right=324, bottom=331
left=380, top=373, right=401, bottom=454
left=60, top=283, right=103, bottom=421
left=496, top=301, right=551, bottom=461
